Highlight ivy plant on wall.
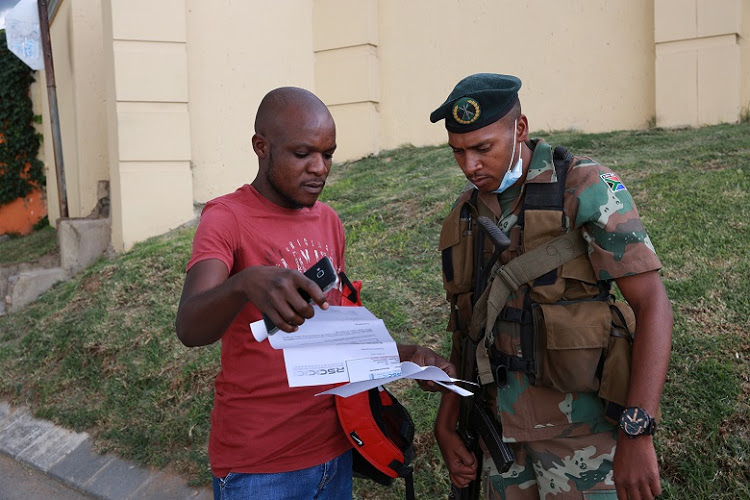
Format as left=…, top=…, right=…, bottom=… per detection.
left=0, top=29, right=45, bottom=208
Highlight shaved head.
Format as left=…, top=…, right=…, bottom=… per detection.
left=255, top=87, right=331, bottom=137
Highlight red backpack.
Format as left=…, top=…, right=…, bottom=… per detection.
left=336, top=387, right=415, bottom=500
left=336, top=273, right=416, bottom=499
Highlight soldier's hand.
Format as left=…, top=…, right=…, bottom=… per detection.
left=613, top=433, right=662, bottom=500
left=435, top=426, right=477, bottom=487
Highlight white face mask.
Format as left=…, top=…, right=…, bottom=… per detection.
left=493, top=119, right=523, bottom=194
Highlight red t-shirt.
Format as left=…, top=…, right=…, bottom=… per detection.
left=187, top=184, right=352, bottom=476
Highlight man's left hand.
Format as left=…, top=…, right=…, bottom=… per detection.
left=397, top=344, right=456, bottom=392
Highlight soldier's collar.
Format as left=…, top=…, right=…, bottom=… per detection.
left=524, top=139, right=557, bottom=185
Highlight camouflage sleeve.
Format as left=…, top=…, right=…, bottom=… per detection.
left=565, top=158, right=662, bottom=281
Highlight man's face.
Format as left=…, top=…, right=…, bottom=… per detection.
left=447, top=117, right=517, bottom=193
left=259, top=107, right=337, bottom=209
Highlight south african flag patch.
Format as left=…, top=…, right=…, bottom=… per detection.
left=600, top=172, right=626, bottom=192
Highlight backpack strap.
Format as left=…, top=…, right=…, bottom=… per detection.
left=402, top=467, right=415, bottom=500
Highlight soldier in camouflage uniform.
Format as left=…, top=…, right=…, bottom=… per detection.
left=430, top=74, right=673, bottom=500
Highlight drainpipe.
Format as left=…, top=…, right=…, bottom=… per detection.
left=36, top=0, right=68, bottom=219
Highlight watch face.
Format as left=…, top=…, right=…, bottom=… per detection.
left=620, top=407, right=649, bottom=436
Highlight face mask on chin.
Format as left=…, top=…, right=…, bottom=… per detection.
left=492, top=118, right=523, bottom=194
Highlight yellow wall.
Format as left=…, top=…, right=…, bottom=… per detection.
left=41, top=0, right=108, bottom=225
left=313, top=0, right=379, bottom=162
left=375, top=0, right=656, bottom=153
left=40, top=0, right=749, bottom=252
left=102, top=0, right=194, bottom=251
left=742, top=0, right=750, bottom=118
left=655, top=0, right=746, bottom=127
left=185, top=0, right=316, bottom=204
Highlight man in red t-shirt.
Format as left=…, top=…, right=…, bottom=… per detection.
left=176, top=87, right=451, bottom=500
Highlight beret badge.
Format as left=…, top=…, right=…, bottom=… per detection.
left=452, top=97, right=481, bottom=125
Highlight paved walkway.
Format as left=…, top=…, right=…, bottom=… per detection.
left=0, top=401, right=212, bottom=499
left=0, top=452, right=90, bottom=499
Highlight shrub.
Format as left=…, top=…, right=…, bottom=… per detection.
left=0, top=29, right=45, bottom=208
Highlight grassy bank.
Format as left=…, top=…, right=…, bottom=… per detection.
left=0, top=123, right=748, bottom=498
left=0, top=224, right=57, bottom=265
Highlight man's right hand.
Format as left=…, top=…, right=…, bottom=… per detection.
left=435, top=426, right=478, bottom=488
left=176, top=261, right=330, bottom=346
left=245, top=265, right=330, bottom=333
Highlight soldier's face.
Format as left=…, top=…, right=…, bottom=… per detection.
left=447, top=117, right=520, bottom=193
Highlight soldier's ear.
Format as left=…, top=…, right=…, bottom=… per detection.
left=252, top=133, right=269, bottom=159
left=517, top=114, right=530, bottom=142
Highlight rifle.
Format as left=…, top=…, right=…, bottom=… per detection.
left=450, top=216, right=514, bottom=500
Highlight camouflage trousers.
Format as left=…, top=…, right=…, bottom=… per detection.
left=484, top=429, right=618, bottom=500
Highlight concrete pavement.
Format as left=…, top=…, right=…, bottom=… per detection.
left=0, top=451, right=90, bottom=499
left=0, top=401, right=212, bottom=499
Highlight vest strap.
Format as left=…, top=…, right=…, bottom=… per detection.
left=498, top=307, right=532, bottom=324
left=490, top=349, right=536, bottom=387
left=471, top=230, right=588, bottom=386
left=476, top=337, right=495, bottom=386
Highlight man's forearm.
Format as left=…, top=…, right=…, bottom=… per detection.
left=627, top=297, right=672, bottom=415
left=436, top=391, right=461, bottom=434
left=612, top=272, right=671, bottom=500
left=617, top=271, right=673, bottom=416
left=176, top=272, right=249, bottom=347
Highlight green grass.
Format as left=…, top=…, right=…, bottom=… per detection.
left=0, top=225, right=57, bottom=265
left=1, top=122, right=749, bottom=498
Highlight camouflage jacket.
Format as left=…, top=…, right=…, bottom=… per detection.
left=482, top=139, right=661, bottom=442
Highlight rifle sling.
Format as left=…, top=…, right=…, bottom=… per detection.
left=470, top=230, right=587, bottom=386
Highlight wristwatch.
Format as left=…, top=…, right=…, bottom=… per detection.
left=619, top=406, right=656, bottom=438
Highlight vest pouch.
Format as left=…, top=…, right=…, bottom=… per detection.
left=439, top=201, right=475, bottom=296
left=598, top=301, right=636, bottom=413
left=531, top=300, right=611, bottom=393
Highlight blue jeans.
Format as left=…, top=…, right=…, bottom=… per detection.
left=212, top=450, right=353, bottom=500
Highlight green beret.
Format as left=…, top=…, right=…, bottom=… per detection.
left=430, top=73, right=521, bottom=133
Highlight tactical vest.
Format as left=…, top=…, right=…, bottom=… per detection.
left=440, top=146, right=635, bottom=416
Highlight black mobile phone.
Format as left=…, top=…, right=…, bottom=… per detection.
left=262, top=256, right=339, bottom=335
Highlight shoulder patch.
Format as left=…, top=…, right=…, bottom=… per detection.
left=600, top=172, right=626, bottom=192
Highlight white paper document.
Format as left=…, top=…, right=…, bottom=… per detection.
left=316, top=361, right=475, bottom=398
left=250, top=306, right=474, bottom=396
left=251, top=305, right=379, bottom=343
left=251, top=306, right=400, bottom=387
